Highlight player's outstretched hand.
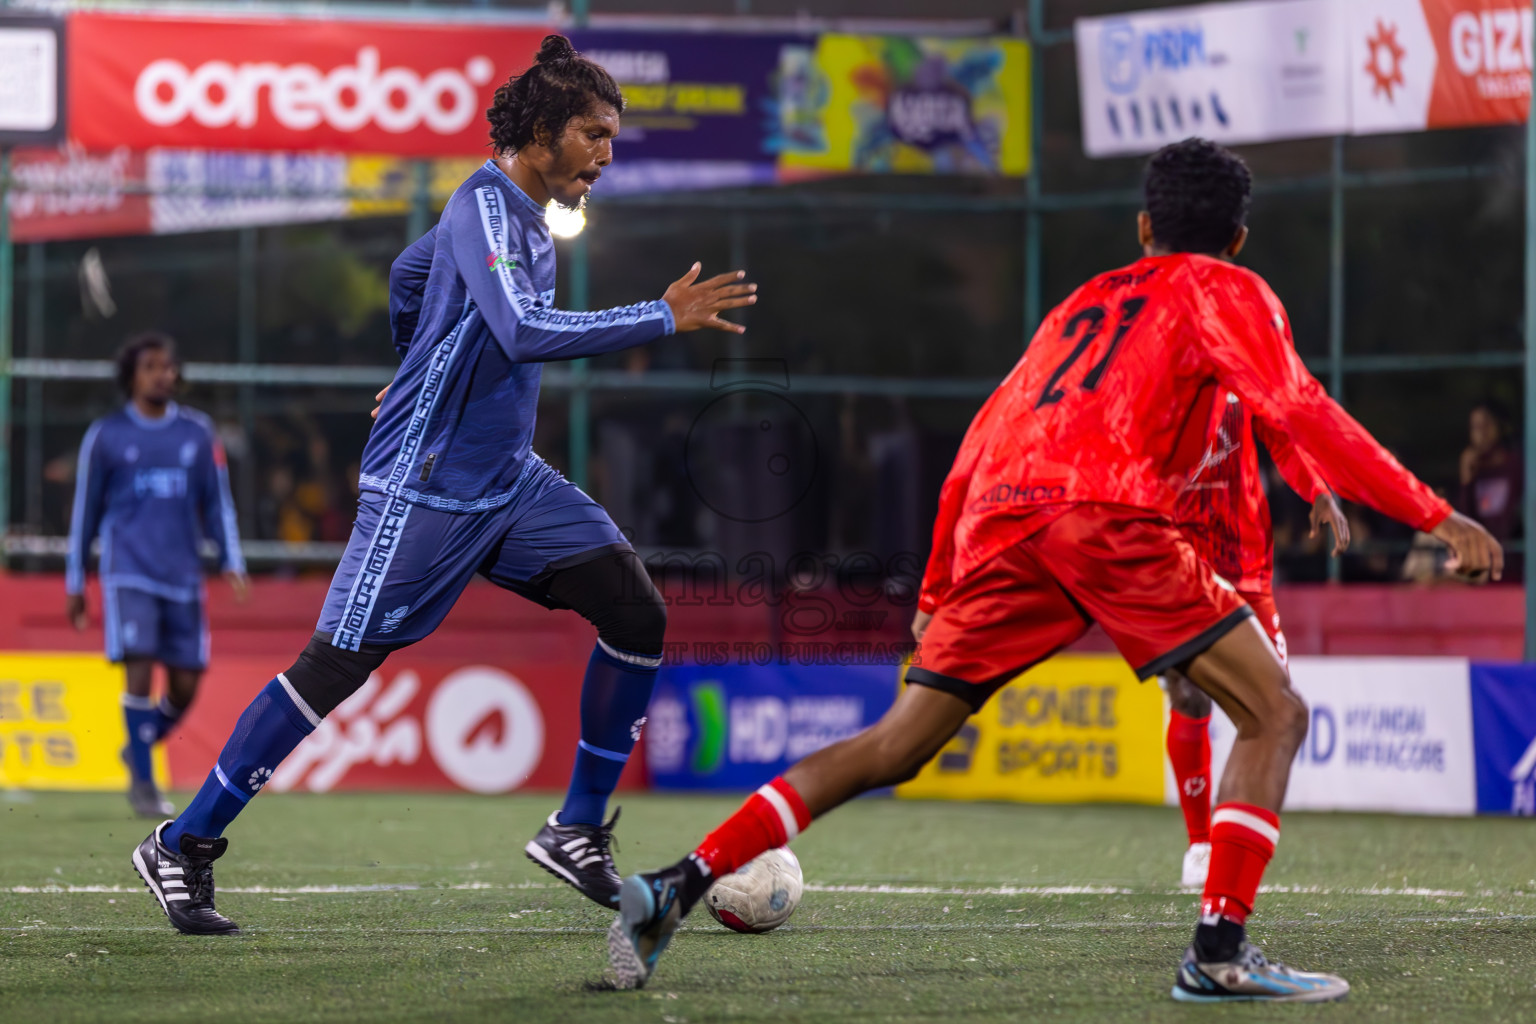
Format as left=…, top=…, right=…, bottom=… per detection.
left=663, top=263, right=757, bottom=334
left=1431, top=511, right=1504, bottom=582
left=66, top=594, right=88, bottom=631
left=226, top=570, right=251, bottom=604
left=1309, top=492, right=1350, bottom=557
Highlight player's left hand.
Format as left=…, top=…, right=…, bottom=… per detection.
left=226, top=571, right=250, bottom=603
left=662, top=264, right=757, bottom=333
left=1309, top=492, right=1350, bottom=557
left=371, top=386, right=388, bottom=420
left=910, top=609, right=932, bottom=643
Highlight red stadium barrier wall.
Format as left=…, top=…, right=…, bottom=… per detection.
left=0, top=574, right=1523, bottom=790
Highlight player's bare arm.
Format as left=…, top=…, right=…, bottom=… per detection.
left=66, top=594, right=88, bottom=631
left=1310, top=492, right=1349, bottom=556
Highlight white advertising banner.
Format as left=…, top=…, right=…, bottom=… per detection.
left=1075, top=0, right=1350, bottom=157
left=1169, top=657, right=1477, bottom=816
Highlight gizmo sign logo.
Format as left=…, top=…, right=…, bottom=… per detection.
left=1351, top=0, right=1533, bottom=134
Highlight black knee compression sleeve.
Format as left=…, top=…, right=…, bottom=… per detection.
left=282, top=633, right=389, bottom=719
left=544, top=550, right=667, bottom=657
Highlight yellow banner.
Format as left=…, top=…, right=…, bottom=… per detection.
left=778, top=34, right=1031, bottom=178
left=898, top=654, right=1164, bottom=804
left=347, top=157, right=487, bottom=217
left=0, top=653, right=164, bottom=790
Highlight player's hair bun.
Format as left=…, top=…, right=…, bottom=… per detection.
left=536, top=34, right=577, bottom=64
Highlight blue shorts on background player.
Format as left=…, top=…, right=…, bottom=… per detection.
left=130, top=34, right=758, bottom=937
left=67, top=332, right=248, bottom=820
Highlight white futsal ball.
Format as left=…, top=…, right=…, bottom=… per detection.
left=705, top=846, right=803, bottom=933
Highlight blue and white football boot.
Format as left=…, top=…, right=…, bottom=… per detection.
left=1173, top=941, right=1349, bottom=1003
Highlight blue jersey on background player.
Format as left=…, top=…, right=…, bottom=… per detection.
left=133, top=35, right=757, bottom=937
left=68, top=332, right=247, bottom=819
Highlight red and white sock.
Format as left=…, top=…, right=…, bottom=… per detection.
left=1201, top=802, right=1279, bottom=925
left=1166, top=710, right=1212, bottom=845
left=692, top=777, right=812, bottom=879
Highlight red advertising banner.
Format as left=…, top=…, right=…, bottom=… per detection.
left=9, top=145, right=151, bottom=243
left=164, top=655, right=647, bottom=795
left=66, top=12, right=549, bottom=156
left=1352, top=0, right=1532, bottom=133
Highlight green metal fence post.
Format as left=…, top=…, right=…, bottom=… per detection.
left=236, top=227, right=258, bottom=538
left=1524, top=70, right=1536, bottom=659
left=568, top=233, right=590, bottom=492
left=1023, top=0, right=1044, bottom=344
left=0, top=148, right=13, bottom=546
left=1328, top=135, right=1346, bottom=584
left=407, top=160, right=431, bottom=244
left=24, top=242, right=42, bottom=532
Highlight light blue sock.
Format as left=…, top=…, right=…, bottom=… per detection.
left=164, top=676, right=318, bottom=847
left=558, top=642, right=662, bottom=826
left=122, top=694, right=158, bottom=783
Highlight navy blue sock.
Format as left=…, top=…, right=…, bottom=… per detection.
left=558, top=641, right=662, bottom=826
left=152, top=696, right=186, bottom=742
left=122, top=695, right=158, bottom=782
left=164, top=675, right=318, bottom=847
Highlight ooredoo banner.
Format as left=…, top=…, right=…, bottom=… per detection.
left=1200, top=657, right=1477, bottom=815
left=897, top=655, right=1166, bottom=805
left=1074, top=0, right=1350, bottom=157
left=66, top=12, right=549, bottom=156
left=1350, top=0, right=1532, bottom=134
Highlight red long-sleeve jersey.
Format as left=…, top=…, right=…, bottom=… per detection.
left=918, top=253, right=1452, bottom=613
left=1174, top=390, right=1329, bottom=593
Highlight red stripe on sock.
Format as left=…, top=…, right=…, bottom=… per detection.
left=693, top=776, right=810, bottom=878
left=1201, top=803, right=1279, bottom=925
left=1166, top=711, right=1212, bottom=844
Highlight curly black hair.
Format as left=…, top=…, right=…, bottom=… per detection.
left=486, top=35, right=623, bottom=154
left=1143, top=138, right=1252, bottom=255
left=115, top=330, right=180, bottom=397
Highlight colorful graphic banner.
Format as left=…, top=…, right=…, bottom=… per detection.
left=1350, top=0, right=1532, bottom=134
left=897, top=655, right=1166, bottom=805
left=67, top=11, right=548, bottom=156
left=777, top=34, right=1030, bottom=178
left=0, top=653, right=167, bottom=791
left=646, top=663, right=898, bottom=790
left=568, top=30, right=804, bottom=194
left=1075, top=0, right=1350, bottom=157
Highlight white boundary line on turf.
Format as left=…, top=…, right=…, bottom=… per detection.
left=3, top=915, right=1533, bottom=936
left=4, top=882, right=1526, bottom=898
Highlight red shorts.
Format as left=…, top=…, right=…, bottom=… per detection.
left=908, top=504, right=1252, bottom=710
left=1240, top=589, right=1286, bottom=666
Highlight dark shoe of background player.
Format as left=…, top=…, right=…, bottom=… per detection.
left=131, top=822, right=241, bottom=935
left=121, top=744, right=174, bottom=818
left=525, top=807, right=623, bottom=907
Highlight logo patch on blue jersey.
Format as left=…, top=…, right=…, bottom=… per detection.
left=378, top=605, right=410, bottom=634
left=179, top=440, right=197, bottom=466
left=124, top=444, right=140, bottom=463
left=486, top=249, right=518, bottom=273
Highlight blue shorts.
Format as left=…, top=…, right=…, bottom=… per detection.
left=104, top=586, right=209, bottom=670
left=319, top=456, right=629, bottom=650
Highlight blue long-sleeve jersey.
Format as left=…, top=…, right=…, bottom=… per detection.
left=66, top=402, right=245, bottom=601
left=363, top=160, right=674, bottom=511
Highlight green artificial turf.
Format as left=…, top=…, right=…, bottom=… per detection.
left=2, top=791, right=1532, bottom=1022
